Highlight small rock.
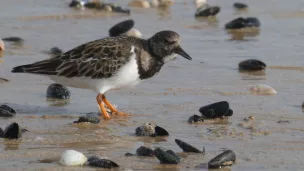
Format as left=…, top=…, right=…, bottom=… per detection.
left=0, top=128, right=4, bottom=137
left=136, top=146, right=154, bottom=157
left=50, top=47, right=63, bottom=56
left=109, top=19, right=135, bottom=37
left=73, top=116, right=100, bottom=124
left=135, top=123, right=169, bottom=137
left=3, top=122, right=27, bottom=139
left=188, top=114, right=204, bottom=123
left=195, top=5, right=220, bottom=17
left=208, top=150, right=236, bottom=169
left=154, top=148, right=180, bottom=164
left=0, top=104, right=16, bottom=117
left=87, top=156, right=119, bottom=169
left=46, top=83, right=71, bottom=99
left=250, top=84, right=277, bottom=95
left=125, top=153, right=135, bottom=156
left=175, top=139, right=204, bottom=153
left=2, top=37, right=24, bottom=44
left=199, top=101, right=233, bottom=119
left=225, top=17, right=260, bottom=30
left=233, top=2, right=248, bottom=10
left=238, top=59, right=266, bottom=71
left=59, top=150, right=87, bottom=166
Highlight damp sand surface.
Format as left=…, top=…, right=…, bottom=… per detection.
left=1, top=0, right=304, bottom=170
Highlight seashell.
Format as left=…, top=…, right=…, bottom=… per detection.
left=111, top=5, right=131, bottom=14
left=233, top=2, right=248, bottom=10
left=188, top=114, right=204, bottom=123
left=154, top=148, right=180, bottom=164
left=195, top=6, right=220, bottom=17
left=250, top=84, right=277, bottom=95
left=0, top=104, right=16, bottom=117
left=87, top=156, right=119, bottom=169
left=46, top=83, right=71, bottom=99
left=166, top=150, right=180, bottom=161
left=109, top=19, right=135, bottom=37
left=238, top=59, right=266, bottom=71
left=73, top=116, right=100, bottom=124
left=59, top=150, right=87, bottom=166
left=128, top=0, right=151, bottom=8
left=208, top=150, right=236, bottom=169
left=136, top=146, right=154, bottom=157
left=135, top=123, right=169, bottom=137
left=175, top=139, right=204, bottom=153
left=0, top=128, right=4, bottom=138
left=199, top=101, right=233, bottom=119
left=194, top=0, right=207, bottom=8
left=126, top=28, right=143, bottom=38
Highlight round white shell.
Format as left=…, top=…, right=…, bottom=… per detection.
left=250, top=84, right=277, bottom=95
left=59, top=150, right=88, bottom=166
left=126, top=28, right=143, bottom=38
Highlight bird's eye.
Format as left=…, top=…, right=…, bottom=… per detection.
left=163, top=39, right=170, bottom=44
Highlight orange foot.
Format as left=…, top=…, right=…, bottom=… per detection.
left=101, top=94, right=131, bottom=117
left=96, top=94, right=111, bottom=120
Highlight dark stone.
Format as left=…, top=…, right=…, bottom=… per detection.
left=69, top=0, right=81, bottom=7
left=238, top=59, right=266, bottom=71
left=155, top=126, right=169, bottom=136
left=4, top=122, right=21, bottom=139
left=2, top=37, right=24, bottom=43
left=50, top=47, right=63, bottom=56
left=136, top=146, right=154, bottom=157
left=233, top=2, right=248, bottom=9
left=135, top=123, right=169, bottom=137
left=166, top=150, right=180, bottom=161
left=225, top=17, right=260, bottom=29
left=73, top=116, right=100, bottom=124
left=195, top=6, right=220, bottom=17
left=0, top=128, right=4, bottom=138
left=0, top=104, right=16, bottom=117
left=199, top=101, right=233, bottom=118
left=188, top=114, right=204, bottom=123
left=208, top=150, right=236, bottom=169
left=175, top=139, right=204, bottom=153
left=46, top=83, right=71, bottom=99
left=87, top=156, right=119, bottom=169
left=125, top=153, right=135, bottom=156
left=111, top=6, right=131, bottom=14
left=109, top=19, right=135, bottom=37
left=154, top=148, right=180, bottom=164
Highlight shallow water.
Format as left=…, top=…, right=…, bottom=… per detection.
left=1, top=0, right=304, bottom=170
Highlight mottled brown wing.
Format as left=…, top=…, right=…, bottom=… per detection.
left=13, top=37, right=134, bottom=79
left=56, top=38, right=133, bottom=78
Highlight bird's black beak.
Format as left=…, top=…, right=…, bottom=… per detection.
left=174, top=46, right=192, bottom=60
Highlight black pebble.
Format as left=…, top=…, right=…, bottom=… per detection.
left=154, top=148, right=180, bottom=164
left=73, top=116, right=100, bottom=124
left=238, top=59, right=266, bottom=71
left=175, top=139, right=204, bottom=153
left=125, top=153, right=135, bottom=156
left=195, top=6, right=220, bottom=17
left=109, top=19, right=135, bottom=37
left=225, top=17, right=260, bottom=29
left=199, top=101, right=233, bottom=119
left=0, top=104, right=16, bottom=117
left=2, top=37, right=24, bottom=43
left=208, top=150, right=236, bottom=169
left=87, top=156, right=119, bottom=169
left=136, top=146, right=154, bottom=157
left=50, top=47, right=63, bottom=56
left=188, top=114, right=204, bottom=123
left=233, top=2, right=248, bottom=9
left=46, top=83, right=71, bottom=99
left=4, top=122, right=21, bottom=139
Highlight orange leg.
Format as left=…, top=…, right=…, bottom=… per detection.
left=101, top=94, right=129, bottom=116
left=96, top=94, right=111, bottom=120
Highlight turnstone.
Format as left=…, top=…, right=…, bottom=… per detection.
left=12, top=30, right=192, bottom=120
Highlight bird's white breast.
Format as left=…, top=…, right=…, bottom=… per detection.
left=49, top=46, right=140, bottom=94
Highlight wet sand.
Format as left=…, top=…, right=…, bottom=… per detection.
left=1, top=0, right=304, bottom=170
